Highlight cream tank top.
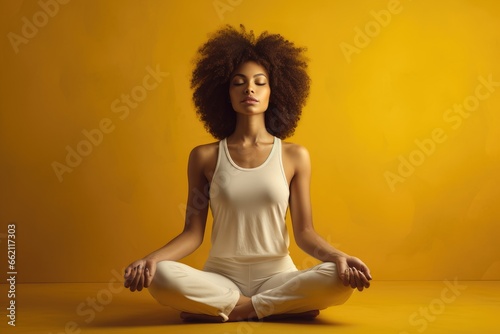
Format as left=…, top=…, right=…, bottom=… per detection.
left=208, top=137, right=290, bottom=262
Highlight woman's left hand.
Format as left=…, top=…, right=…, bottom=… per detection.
left=334, top=255, right=372, bottom=291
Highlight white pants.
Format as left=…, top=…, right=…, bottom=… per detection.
left=148, top=256, right=353, bottom=320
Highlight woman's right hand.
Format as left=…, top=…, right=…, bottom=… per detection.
left=124, top=257, right=157, bottom=292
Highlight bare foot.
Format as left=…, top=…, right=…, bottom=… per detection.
left=227, top=297, right=258, bottom=322
left=180, top=295, right=255, bottom=323
left=179, top=295, right=319, bottom=323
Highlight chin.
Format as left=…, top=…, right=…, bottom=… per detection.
left=236, top=109, right=266, bottom=115
left=235, top=105, right=268, bottom=114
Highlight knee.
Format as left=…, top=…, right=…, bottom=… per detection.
left=152, top=261, right=173, bottom=286
left=151, top=261, right=183, bottom=289
left=314, top=262, right=340, bottom=282
left=314, top=262, right=353, bottom=304
left=149, top=261, right=185, bottom=301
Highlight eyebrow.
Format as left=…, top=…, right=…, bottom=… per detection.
left=232, top=73, right=268, bottom=79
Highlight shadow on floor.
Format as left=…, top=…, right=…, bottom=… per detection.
left=86, top=309, right=350, bottom=328
left=86, top=309, right=184, bottom=327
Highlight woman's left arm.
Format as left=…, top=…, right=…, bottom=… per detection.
left=287, top=144, right=372, bottom=290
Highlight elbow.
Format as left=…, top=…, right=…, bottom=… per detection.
left=195, top=234, right=204, bottom=248
left=294, top=227, right=318, bottom=251
left=183, top=228, right=204, bottom=249
left=295, top=238, right=308, bottom=253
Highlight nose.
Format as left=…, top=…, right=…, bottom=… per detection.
left=244, top=85, right=254, bottom=94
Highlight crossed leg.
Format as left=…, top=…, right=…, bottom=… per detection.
left=149, top=261, right=352, bottom=322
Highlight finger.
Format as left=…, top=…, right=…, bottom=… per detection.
left=135, top=263, right=146, bottom=291
left=352, top=268, right=364, bottom=291
left=124, top=265, right=137, bottom=288
left=363, top=266, right=373, bottom=281
left=134, top=264, right=145, bottom=291
left=356, top=262, right=372, bottom=281
left=124, top=264, right=135, bottom=280
left=343, top=268, right=350, bottom=286
left=124, top=276, right=131, bottom=288
left=358, top=270, right=371, bottom=288
left=137, top=271, right=145, bottom=291
left=143, top=267, right=151, bottom=288
left=336, top=259, right=349, bottom=286
left=144, top=262, right=156, bottom=288
left=130, top=265, right=141, bottom=292
left=349, top=268, right=357, bottom=289
left=349, top=268, right=361, bottom=291
left=126, top=266, right=136, bottom=290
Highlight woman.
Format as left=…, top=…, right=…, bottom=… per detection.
left=124, top=25, right=372, bottom=322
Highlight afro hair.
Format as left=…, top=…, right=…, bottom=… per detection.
left=191, top=25, right=310, bottom=139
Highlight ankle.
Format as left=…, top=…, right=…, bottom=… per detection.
left=236, top=295, right=252, bottom=306
left=228, top=300, right=257, bottom=321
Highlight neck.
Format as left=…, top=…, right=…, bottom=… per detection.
left=229, top=113, right=273, bottom=145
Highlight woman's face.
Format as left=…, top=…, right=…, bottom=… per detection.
left=229, top=61, right=270, bottom=116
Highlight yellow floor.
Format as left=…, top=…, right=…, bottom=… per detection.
left=0, top=281, right=499, bottom=334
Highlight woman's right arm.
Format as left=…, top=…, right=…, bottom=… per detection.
left=124, top=145, right=212, bottom=291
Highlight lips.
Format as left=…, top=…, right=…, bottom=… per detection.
left=241, top=96, right=259, bottom=103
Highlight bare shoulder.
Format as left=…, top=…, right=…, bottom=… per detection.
left=189, top=142, right=219, bottom=164
left=282, top=141, right=311, bottom=163
left=281, top=141, right=311, bottom=180
left=189, top=142, right=219, bottom=177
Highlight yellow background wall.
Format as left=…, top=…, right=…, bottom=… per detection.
left=1, top=0, right=499, bottom=283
